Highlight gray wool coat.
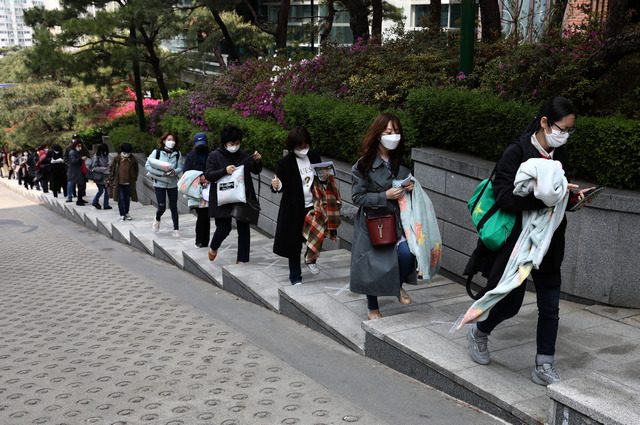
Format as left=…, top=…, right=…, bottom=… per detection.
left=349, top=155, right=411, bottom=297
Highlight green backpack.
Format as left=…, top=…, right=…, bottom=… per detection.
left=468, top=167, right=516, bottom=251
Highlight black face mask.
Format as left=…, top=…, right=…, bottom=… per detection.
left=196, top=145, right=209, bottom=154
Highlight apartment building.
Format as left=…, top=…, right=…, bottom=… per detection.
left=0, top=0, right=48, bottom=48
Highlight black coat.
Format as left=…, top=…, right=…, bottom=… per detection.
left=272, top=151, right=322, bottom=258
left=466, top=133, right=569, bottom=290
left=184, top=148, right=208, bottom=172
left=205, top=147, right=262, bottom=219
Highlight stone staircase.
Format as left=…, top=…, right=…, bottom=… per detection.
left=5, top=177, right=640, bottom=425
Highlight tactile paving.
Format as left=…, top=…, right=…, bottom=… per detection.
left=0, top=213, right=379, bottom=424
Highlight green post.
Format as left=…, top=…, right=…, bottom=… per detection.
left=460, top=0, right=476, bottom=75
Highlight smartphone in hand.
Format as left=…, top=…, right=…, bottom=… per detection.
left=568, top=186, right=605, bottom=211
left=399, top=175, right=412, bottom=187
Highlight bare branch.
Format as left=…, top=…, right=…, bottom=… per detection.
left=242, top=0, right=276, bottom=35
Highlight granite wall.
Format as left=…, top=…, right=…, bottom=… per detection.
left=412, top=147, right=640, bottom=308
left=135, top=147, right=640, bottom=307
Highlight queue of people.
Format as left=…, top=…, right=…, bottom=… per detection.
left=1, top=95, right=595, bottom=387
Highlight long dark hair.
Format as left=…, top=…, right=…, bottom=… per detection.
left=357, top=113, right=405, bottom=176
left=524, top=96, right=576, bottom=135
left=96, top=143, right=109, bottom=156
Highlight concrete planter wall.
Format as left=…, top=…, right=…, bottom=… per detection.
left=136, top=147, right=640, bottom=308
left=413, top=147, right=640, bottom=308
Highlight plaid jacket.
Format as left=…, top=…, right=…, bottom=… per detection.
left=302, top=176, right=342, bottom=263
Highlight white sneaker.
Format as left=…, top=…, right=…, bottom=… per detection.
left=306, top=262, right=320, bottom=274
left=124, top=214, right=132, bottom=221
left=171, top=230, right=181, bottom=238
left=119, top=216, right=126, bottom=221
left=152, top=219, right=160, bottom=232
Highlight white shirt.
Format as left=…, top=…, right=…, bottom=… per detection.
left=296, top=155, right=314, bottom=208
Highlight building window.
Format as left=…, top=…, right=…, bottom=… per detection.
left=412, top=3, right=461, bottom=29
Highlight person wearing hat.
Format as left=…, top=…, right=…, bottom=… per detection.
left=184, top=132, right=211, bottom=247
left=109, top=143, right=139, bottom=221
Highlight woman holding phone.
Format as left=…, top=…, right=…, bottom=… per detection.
left=466, top=96, right=596, bottom=386
left=349, top=113, right=416, bottom=320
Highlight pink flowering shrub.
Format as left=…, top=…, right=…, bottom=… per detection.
left=106, top=88, right=161, bottom=121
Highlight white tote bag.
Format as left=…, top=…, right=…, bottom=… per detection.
left=216, top=165, right=246, bottom=206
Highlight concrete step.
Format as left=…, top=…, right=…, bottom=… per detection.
left=548, top=372, right=640, bottom=425
left=222, top=248, right=352, bottom=313
left=5, top=176, right=640, bottom=425
left=362, top=310, right=548, bottom=424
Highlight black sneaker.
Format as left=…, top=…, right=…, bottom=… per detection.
left=92, top=203, right=102, bottom=209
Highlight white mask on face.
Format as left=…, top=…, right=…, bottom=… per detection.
left=294, top=148, right=309, bottom=158
left=380, top=134, right=401, bottom=150
left=545, top=128, right=570, bottom=148
left=164, top=139, right=176, bottom=150
left=226, top=144, right=240, bottom=153
left=293, top=148, right=309, bottom=158
left=121, top=152, right=130, bottom=158
left=76, top=147, right=82, bottom=152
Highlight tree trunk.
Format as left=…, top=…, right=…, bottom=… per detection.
left=275, top=0, right=290, bottom=50
left=371, top=0, right=383, bottom=41
left=545, top=0, right=568, bottom=37
left=431, top=0, right=442, bottom=30
left=606, top=0, right=629, bottom=38
left=129, top=26, right=146, bottom=132
left=203, top=1, right=239, bottom=62
left=138, top=27, right=169, bottom=102
left=479, top=0, right=502, bottom=42
left=320, top=0, right=335, bottom=42
left=344, top=0, right=370, bottom=41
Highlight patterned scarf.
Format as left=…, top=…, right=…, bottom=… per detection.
left=302, top=176, right=342, bottom=263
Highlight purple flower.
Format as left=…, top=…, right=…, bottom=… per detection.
left=457, top=72, right=466, bottom=82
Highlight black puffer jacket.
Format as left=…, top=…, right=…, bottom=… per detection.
left=467, top=133, right=569, bottom=288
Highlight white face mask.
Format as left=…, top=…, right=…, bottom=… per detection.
left=294, top=147, right=309, bottom=158
left=545, top=128, right=570, bottom=148
left=226, top=144, right=240, bottom=153
left=121, top=152, right=130, bottom=158
left=164, top=139, right=176, bottom=150
left=76, top=147, right=82, bottom=152
left=380, top=134, right=401, bottom=150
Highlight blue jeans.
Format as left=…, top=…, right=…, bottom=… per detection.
left=66, top=181, right=75, bottom=201
left=209, top=217, right=250, bottom=262
left=367, top=241, right=415, bottom=310
left=155, top=187, right=179, bottom=230
left=92, top=183, right=110, bottom=207
left=117, top=184, right=131, bottom=217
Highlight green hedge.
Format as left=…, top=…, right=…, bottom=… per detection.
left=405, top=87, right=536, bottom=161
left=283, top=94, right=418, bottom=166
left=405, top=87, right=640, bottom=190
left=570, top=116, right=640, bottom=189
left=203, top=109, right=288, bottom=170
left=108, top=124, right=155, bottom=154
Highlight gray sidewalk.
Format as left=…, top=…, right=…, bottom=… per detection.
left=3, top=177, right=640, bottom=424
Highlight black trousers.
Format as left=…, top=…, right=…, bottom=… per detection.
left=210, top=217, right=250, bottom=262
left=477, top=269, right=562, bottom=356
left=194, top=207, right=210, bottom=246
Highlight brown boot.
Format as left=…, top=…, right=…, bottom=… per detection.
left=398, top=288, right=412, bottom=305
left=367, top=309, right=382, bottom=320
left=208, top=249, right=217, bottom=262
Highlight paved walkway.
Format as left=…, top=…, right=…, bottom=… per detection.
left=0, top=190, right=384, bottom=425
left=3, top=177, right=640, bottom=424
